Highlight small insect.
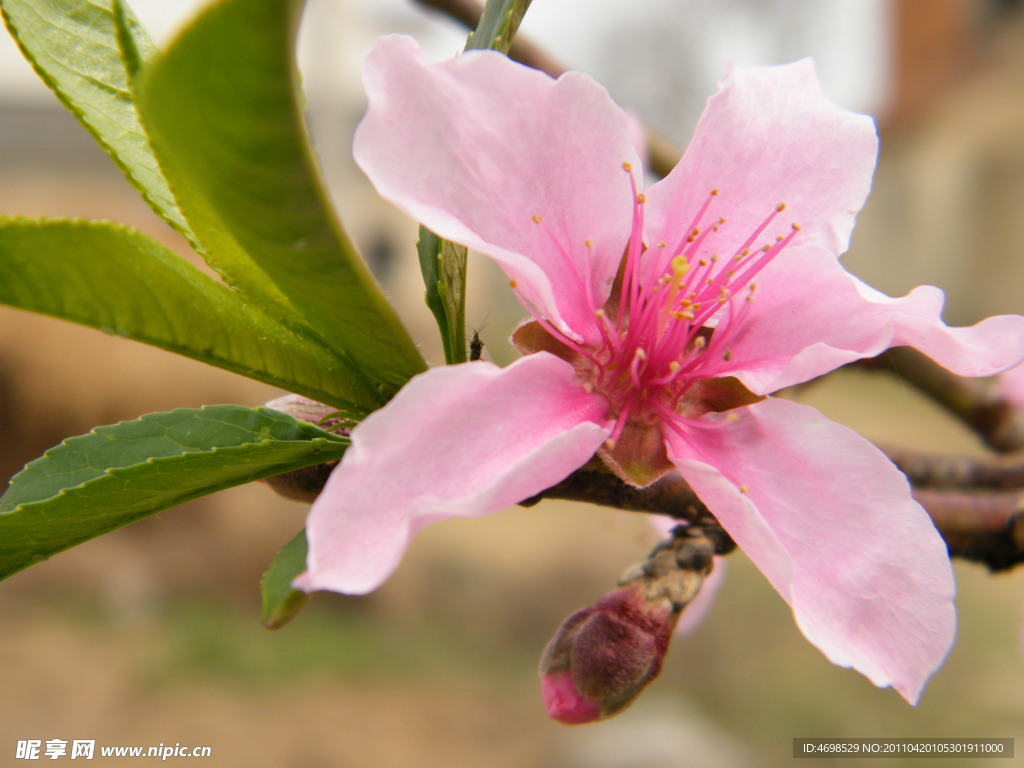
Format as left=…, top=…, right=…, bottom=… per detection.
left=470, top=329, right=485, bottom=361
left=468, top=321, right=488, bottom=361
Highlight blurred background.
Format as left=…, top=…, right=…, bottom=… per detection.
left=1, top=0, right=1024, bottom=765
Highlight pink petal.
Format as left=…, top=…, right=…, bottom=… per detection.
left=1000, top=363, right=1024, bottom=409
left=644, top=59, right=877, bottom=265
left=353, top=35, right=640, bottom=340
left=540, top=672, right=602, bottom=724
left=662, top=398, right=955, bottom=703
left=295, top=353, right=612, bottom=595
left=700, top=246, right=1024, bottom=394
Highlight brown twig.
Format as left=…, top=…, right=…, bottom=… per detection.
left=412, top=0, right=562, bottom=76
left=521, top=467, right=709, bottom=523
left=522, top=462, right=1024, bottom=572
left=860, top=348, right=1024, bottom=453
left=884, top=445, right=1024, bottom=490
left=912, top=488, right=1024, bottom=571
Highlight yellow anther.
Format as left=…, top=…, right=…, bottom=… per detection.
left=622, top=162, right=633, bottom=172
left=634, top=347, right=647, bottom=360
left=668, top=361, right=681, bottom=373
left=723, top=348, right=733, bottom=361
left=584, top=239, right=594, bottom=248
left=595, top=308, right=606, bottom=318
left=719, top=217, right=727, bottom=225
left=604, top=438, right=617, bottom=451
left=711, top=188, right=720, bottom=196
left=699, top=258, right=709, bottom=267
left=776, top=234, right=785, bottom=242
left=637, top=193, right=646, bottom=204
left=792, top=222, right=802, bottom=231
left=739, top=483, right=750, bottom=494
left=740, top=248, right=750, bottom=257
left=726, top=412, right=740, bottom=422
left=692, top=336, right=707, bottom=350
left=657, top=241, right=668, bottom=248
left=509, top=279, right=518, bottom=289
left=776, top=202, right=786, bottom=212
left=761, top=244, right=772, bottom=252
left=532, top=214, right=542, bottom=223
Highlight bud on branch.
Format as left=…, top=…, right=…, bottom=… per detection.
left=539, top=525, right=728, bottom=723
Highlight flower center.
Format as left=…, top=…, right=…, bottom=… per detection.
left=516, top=163, right=800, bottom=449
left=590, top=164, right=800, bottom=446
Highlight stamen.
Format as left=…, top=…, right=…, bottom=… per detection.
left=618, top=170, right=648, bottom=333
left=507, top=281, right=601, bottom=367
left=594, top=308, right=622, bottom=355
left=727, top=222, right=800, bottom=293
left=629, top=348, right=648, bottom=387
left=532, top=211, right=596, bottom=311
left=661, top=189, right=721, bottom=276
left=651, top=401, right=692, bottom=441
left=727, top=203, right=785, bottom=264
left=646, top=360, right=682, bottom=387
left=604, top=402, right=632, bottom=449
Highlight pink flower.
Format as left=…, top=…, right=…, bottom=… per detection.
left=294, top=36, right=1024, bottom=704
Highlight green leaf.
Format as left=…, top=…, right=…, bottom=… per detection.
left=261, top=529, right=311, bottom=630
left=136, top=0, right=426, bottom=405
left=417, top=227, right=468, bottom=365
left=0, top=406, right=347, bottom=581
left=466, top=0, right=533, bottom=53
left=0, top=0, right=191, bottom=238
left=0, top=217, right=369, bottom=412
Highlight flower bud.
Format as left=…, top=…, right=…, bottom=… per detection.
left=539, top=585, right=679, bottom=724
left=539, top=525, right=720, bottom=724
left=260, top=395, right=350, bottom=502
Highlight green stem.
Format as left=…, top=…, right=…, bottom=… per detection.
left=415, top=0, right=534, bottom=364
